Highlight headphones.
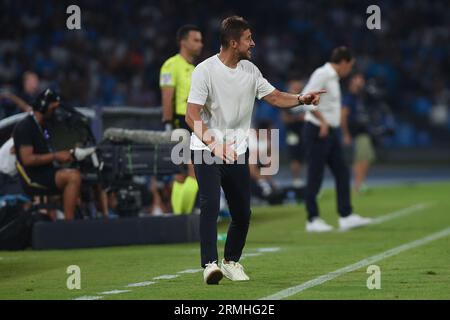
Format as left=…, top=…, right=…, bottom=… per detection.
left=32, top=88, right=61, bottom=114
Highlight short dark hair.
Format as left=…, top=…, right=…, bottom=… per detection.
left=220, top=16, right=250, bottom=48
left=330, top=46, right=353, bottom=63
left=176, top=24, right=200, bottom=45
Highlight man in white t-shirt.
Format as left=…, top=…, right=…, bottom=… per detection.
left=302, top=47, right=372, bottom=233
left=185, top=16, right=326, bottom=285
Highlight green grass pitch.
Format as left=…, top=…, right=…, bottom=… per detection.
left=1, top=181, right=449, bottom=300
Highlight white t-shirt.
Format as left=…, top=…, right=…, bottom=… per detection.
left=187, top=54, right=275, bottom=155
left=303, top=63, right=342, bottom=128
left=0, top=138, right=17, bottom=176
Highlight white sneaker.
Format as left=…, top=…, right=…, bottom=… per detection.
left=221, top=260, right=250, bottom=281
left=306, top=217, right=334, bottom=233
left=339, top=213, right=372, bottom=231
left=203, top=261, right=223, bottom=285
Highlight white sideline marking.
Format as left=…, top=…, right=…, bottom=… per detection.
left=261, top=226, right=450, bottom=300
left=242, top=253, right=262, bottom=258
left=0, top=257, right=19, bottom=261
left=257, top=247, right=281, bottom=253
left=100, top=289, right=131, bottom=295
left=177, top=269, right=203, bottom=274
left=72, top=246, right=281, bottom=300
left=242, top=247, right=280, bottom=259
left=153, top=274, right=179, bottom=280
left=74, top=296, right=103, bottom=300
left=0, top=257, right=18, bottom=261
left=370, top=202, right=432, bottom=225
left=334, top=202, right=433, bottom=233
left=126, top=281, right=156, bottom=288
left=63, top=202, right=437, bottom=301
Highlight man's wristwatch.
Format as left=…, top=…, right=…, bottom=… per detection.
left=297, top=94, right=304, bottom=105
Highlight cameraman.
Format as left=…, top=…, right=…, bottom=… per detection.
left=13, top=89, right=81, bottom=220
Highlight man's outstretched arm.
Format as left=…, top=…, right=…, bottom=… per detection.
left=263, top=89, right=326, bottom=109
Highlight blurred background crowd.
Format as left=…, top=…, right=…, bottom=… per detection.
left=1, top=0, right=449, bottom=149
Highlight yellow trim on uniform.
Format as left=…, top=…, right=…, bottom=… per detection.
left=171, top=176, right=199, bottom=215
left=159, top=54, right=195, bottom=116
left=16, top=161, right=48, bottom=190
